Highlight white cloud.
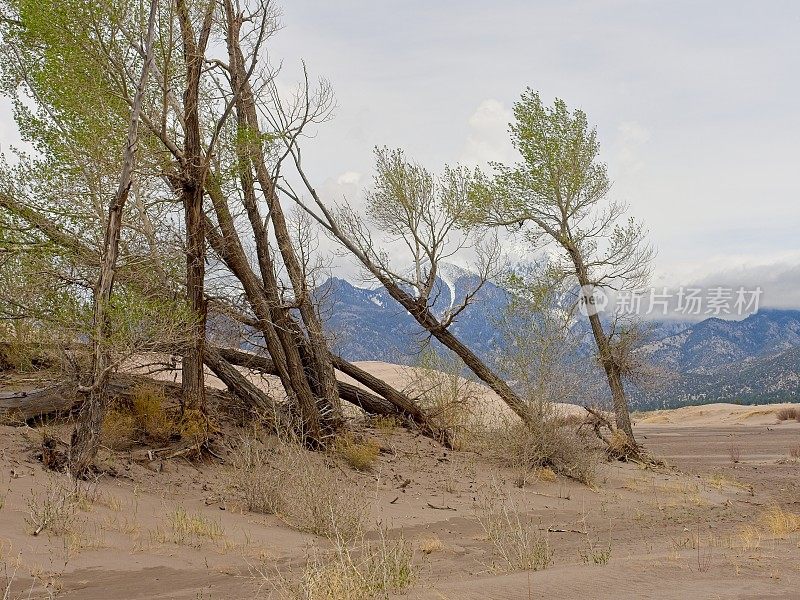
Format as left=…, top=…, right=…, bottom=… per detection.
left=459, top=99, right=516, bottom=167
left=614, top=120, right=651, bottom=174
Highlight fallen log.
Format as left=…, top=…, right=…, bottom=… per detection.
left=0, top=382, right=77, bottom=422
left=203, top=346, right=277, bottom=415
left=213, top=346, right=448, bottom=445
left=0, top=375, right=232, bottom=424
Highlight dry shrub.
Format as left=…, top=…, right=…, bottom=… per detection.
left=229, top=435, right=367, bottom=541
left=406, top=350, right=481, bottom=449
left=130, top=385, right=173, bottom=442
left=335, top=434, right=380, bottom=472
left=776, top=407, right=799, bottom=421
left=102, top=385, right=175, bottom=448
left=789, top=444, right=800, bottom=460
left=728, top=444, right=742, bottom=464
left=761, top=506, right=800, bottom=538
left=367, top=415, right=400, bottom=433
left=270, top=530, right=415, bottom=600
left=736, top=525, right=762, bottom=550
left=229, top=435, right=285, bottom=515
left=101, top=406, right=137, bottom=450
left=482, top=411, right=599, bottom=485
left=532, top=467, right=557, bottom=482
left=418, top=536, right=443, bottom=555
left=476, top=483, right=552, bottom=572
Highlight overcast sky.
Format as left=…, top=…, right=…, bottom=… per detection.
left=264, top=0, right=800, bottom=311
left=1, top=0, right=798, bottom=312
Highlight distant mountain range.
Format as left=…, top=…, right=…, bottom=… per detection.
left=317, top=266, right=800, bottom=409
left=636, top=309, right=800, bottom=408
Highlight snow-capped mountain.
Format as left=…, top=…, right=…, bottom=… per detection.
left=316, top=264, right=508, bottom=363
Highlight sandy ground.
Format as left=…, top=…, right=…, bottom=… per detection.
left=1, top=364, right=799, bottom=599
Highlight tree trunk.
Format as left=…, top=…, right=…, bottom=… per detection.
left=586, top=309, right=635, bottom=440
left=202, top=346, right=289, bottom=427
left=358, top=271, right=533, bottom=425
left=569, top=247, right=636, bottom=443
left=222, top=2, right=341, bottom=430
left=203, top=201, right=327, bottom=445
left=175, top=0, right=215, bottom=413
left=69, top=0, right=158, bottom=478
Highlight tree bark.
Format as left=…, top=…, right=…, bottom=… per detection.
left=203, top=345, right=277, bottom=416
left=203, top=198, right=327, bottom=445
left=569, top=247, right=636, bottom=442
left=175, top=0, right=215, bottom=414
left=68, top=0, right=158, bottom=478
left=353, top=268, right=533, bottom=425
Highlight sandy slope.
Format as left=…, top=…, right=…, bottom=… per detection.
left=1, top=362, right=799, bottom=599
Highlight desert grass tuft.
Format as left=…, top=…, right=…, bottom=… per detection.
left=265, top=529, right=414, bottom=600
left=228, top=435, right=367, bottom=542
left=101, top=406, right=137, bottom=450
left=335, top=434, right=380, bottom=472
left=155, top=507, right=224, bottom=546
left=102, top=385, right=176, bottom=448
left=480, top=412, right=599, bottom=485
left=24, top=477, right=81, bottom=537
left=367, top=415, right=400, bottom=433
left=418, top=536, right=443, bottom=555
left=789, top=444, right=800, bottom=460
left=130, top=385, right=173, bottom=442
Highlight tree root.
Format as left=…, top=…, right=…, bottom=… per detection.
left=581, top=405, right=663, bottom=467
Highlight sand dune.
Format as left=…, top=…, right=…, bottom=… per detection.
left=635, top=402, right=800, bottom=426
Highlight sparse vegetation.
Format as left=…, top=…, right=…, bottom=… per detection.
left=789, top=444, right=800, bottom=460
left=335, top=434, right=381, bottom=472
left=229, top=436, right=367, bottom=542
left=101, top=385, right=176, bottom=449
left=418, top=536, right=443, bottom=555
left=761, top=507, right=800, bottom=538
left=367, top=415, right=400, bottom=433
left=476, top=483, right=553, bottom=572
left=156, top=508, right=224, bottom=546
left=579, top=540, right=612, bottom=566
left=484, top=413, right=599, bottom=485
left=266, top=529, right=415, bottom=600
left=24, top=477, right=81, bottom=537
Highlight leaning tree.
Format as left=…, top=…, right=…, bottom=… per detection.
left=472, top=90, right=654, bottom=445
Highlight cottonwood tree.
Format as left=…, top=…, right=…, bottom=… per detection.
left=69, top=0, right=159, bottom=478
left=277, top=140, right=536, bottom=425
left=0, top=0, right=197, bottom=471
left=473, top=90, right=654, bottom=444
left=106, top=0, right=430, bottom=444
